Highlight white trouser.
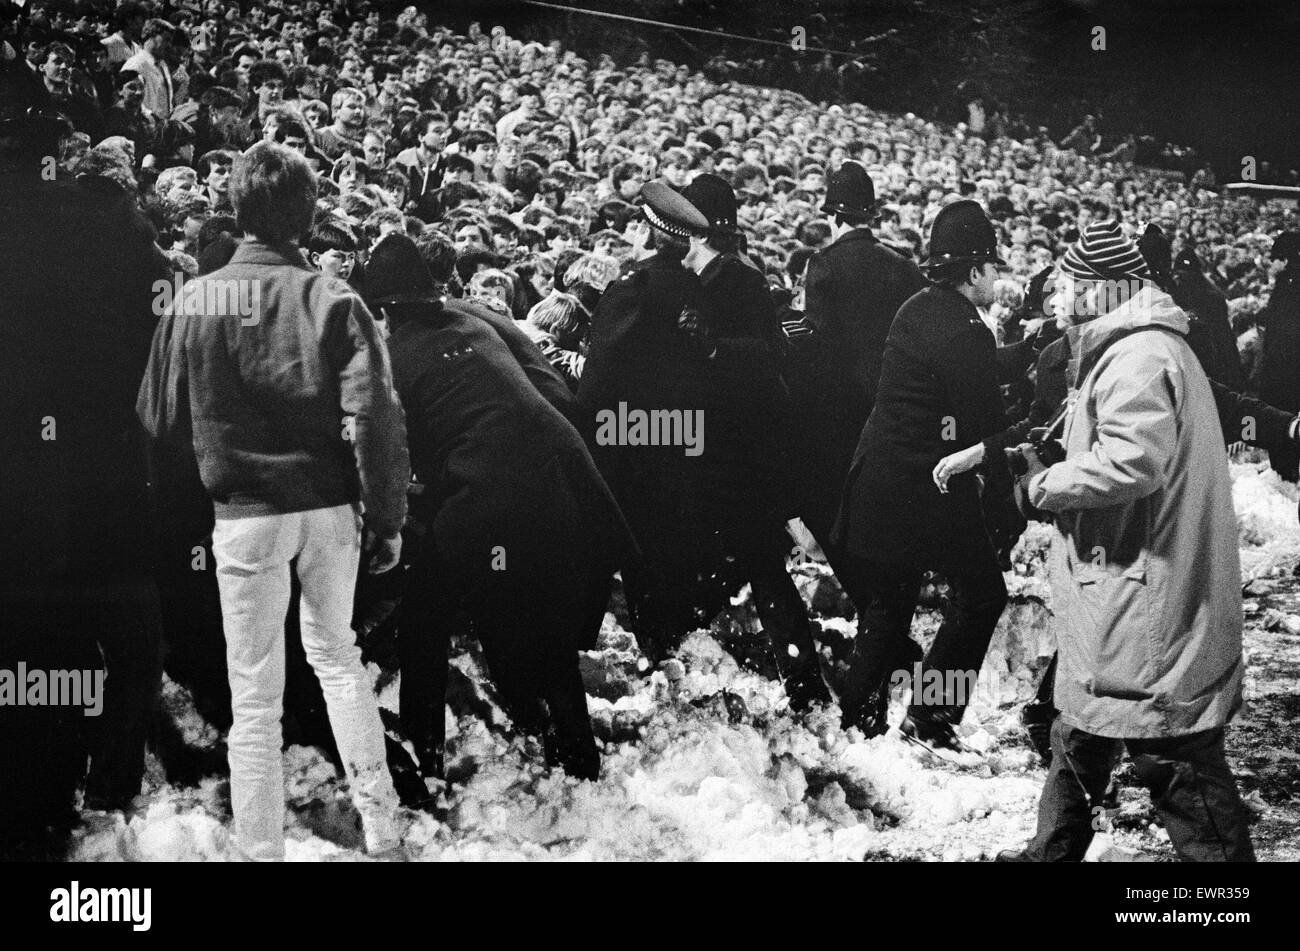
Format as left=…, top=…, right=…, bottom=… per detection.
left=212, top=504, right=399, bottom=861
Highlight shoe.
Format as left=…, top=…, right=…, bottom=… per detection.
left=365, top=842, right=412, bottom=862
left=841, top=687, right=889, bottom=738
left=899, top=710, right=969, bottom=753
left=994, top=849, right=1032, bottom=862
left=784, top=663, right=832, bottom=713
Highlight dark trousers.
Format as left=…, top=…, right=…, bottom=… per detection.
left=83, top=586, right=165, bottom=806
left=625, top=519, right=820, bottom=681
left=0, top=583, right=163, bottom=840
left=398, top=550, right=605, bottom=781
left=836, top=550, right=1008, bottom=726
left=1026, top=718, right=1256, bottom=862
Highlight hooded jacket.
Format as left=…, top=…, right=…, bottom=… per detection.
left=1027, top=285, right=1243, bottom=738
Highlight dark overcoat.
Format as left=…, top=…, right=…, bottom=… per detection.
left=387, top=301, right=636, bottom=590
left=790, top=229, right=927, bottom=533
left=1260, top=267, right=1300, bottom=479
left=833, top=284, right=1008, bottom=570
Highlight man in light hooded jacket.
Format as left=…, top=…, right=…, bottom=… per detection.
left=1004, top=221, right=1255, bottom=862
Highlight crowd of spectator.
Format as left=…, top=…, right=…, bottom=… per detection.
left=6, top=0, right=1299, bottom=395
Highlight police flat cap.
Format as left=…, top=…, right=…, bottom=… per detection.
left=641, top=180, right=709, bottom=238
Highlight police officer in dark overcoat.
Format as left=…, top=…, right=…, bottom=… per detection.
left=370, top=235, right=636, bottom=781
left=831, top=200, right=1013, bottom=747
left=791, top=161, right=927, bottom=562
left=580, top=178, right=829, bottom=709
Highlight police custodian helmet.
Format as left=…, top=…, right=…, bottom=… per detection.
left=921, top=199, right=1005, bottom=270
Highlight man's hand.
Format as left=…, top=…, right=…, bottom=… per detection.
left=933, top=443, right=985, bottom=494
left=1018, top=442, right=1049, bottom=480
left=364, top=530, right=402, bottom=574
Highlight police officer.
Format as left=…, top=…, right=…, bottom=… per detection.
left=791, top=161, right=926, bottom=565
left=831, top=199, right=1012, bottom=747
left=371, top=235, right=636, bottom=781
left=579, top=183, right=708, bottom=665
left=581, top=178, right=829, bottom=709
left=676, top=174, right=830, bottom=710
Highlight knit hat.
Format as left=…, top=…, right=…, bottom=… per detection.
left=1060, top=220, right=1152, bottom=284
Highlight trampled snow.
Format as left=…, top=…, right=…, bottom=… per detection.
left=64, top=463, right=1298, bottom=861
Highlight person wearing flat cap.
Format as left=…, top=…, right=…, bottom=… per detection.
left=831, top=198, right=1012, bottom=748
left=371, top=233, right=636, bottom=784
left=785, top=159, right=926, bottom=580
left=580, top=176, right=830, bottom=709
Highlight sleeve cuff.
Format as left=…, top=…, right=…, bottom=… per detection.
left=1026, top=468, right=1053, bottom=507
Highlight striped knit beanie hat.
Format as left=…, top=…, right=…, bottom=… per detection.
left=1060, top=219, right=1153, bottom=284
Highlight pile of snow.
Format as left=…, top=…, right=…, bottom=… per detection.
left=1233, top=462, right=1300, bottom=575
left=57, top=466, right=1297, bottom=862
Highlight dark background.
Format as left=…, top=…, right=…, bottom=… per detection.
left=418, top=0, right=1300, bottom=180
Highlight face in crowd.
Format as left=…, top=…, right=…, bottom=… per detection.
left=206, top=161, right=232, bottom=197
left=314, top=248, right=356, bottom=281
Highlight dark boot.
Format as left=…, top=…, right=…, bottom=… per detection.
left=783, top=661, right=833, bottom=712
left=900, top=707, right=969, bottom=752
left=843, top=681, right=890, bottom=738
left=542, top=667, right=601, bottom=782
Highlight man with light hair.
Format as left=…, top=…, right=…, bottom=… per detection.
left=316, top=87, right=367, bottom=160
left=523, top=291, right=587, bottom=390
left=138, top=142, right=409, bottom=861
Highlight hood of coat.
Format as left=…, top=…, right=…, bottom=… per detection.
left=1066, top=283, right=1189, bottom=388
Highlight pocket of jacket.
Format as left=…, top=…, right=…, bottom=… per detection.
left=1070, top=551, right=1148, bottom=585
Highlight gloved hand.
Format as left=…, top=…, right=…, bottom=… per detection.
left=677, top=306, right=717, bottom=359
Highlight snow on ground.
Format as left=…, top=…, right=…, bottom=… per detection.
left=63, top=463, right=1300, bottom=862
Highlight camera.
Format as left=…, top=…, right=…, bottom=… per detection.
left=1006, top=426, right=1066, bottom=478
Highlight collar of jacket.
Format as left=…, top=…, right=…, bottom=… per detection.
left=637, top=251, right=687, bottom=274
left=228, top=239, right=312, bottom=269
left=698, top=252, right=730, bottom=288
left=828, top=227, right=878, bottom=251
left=1072, top=284, right=1187, bottom=367
left=929, top=281, right=984, bottom=325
